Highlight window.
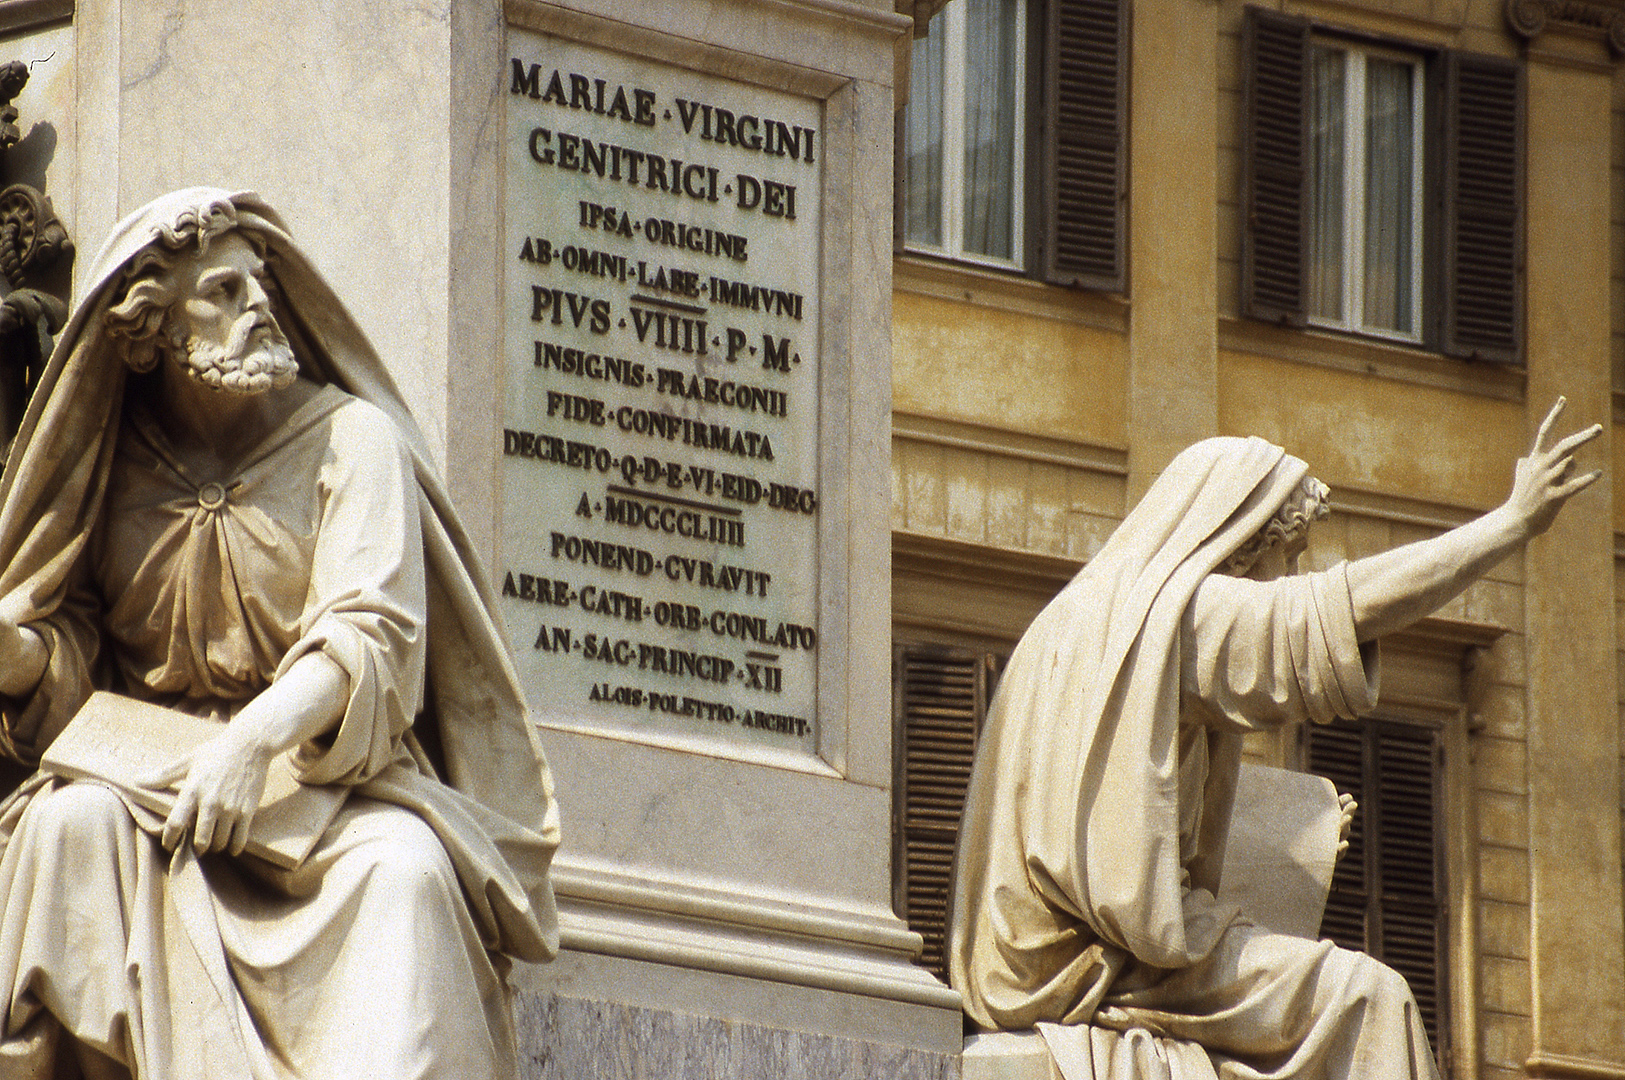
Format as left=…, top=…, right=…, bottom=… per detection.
left=1243, top=7, right=1523, bottom=363
left=1306, top=43, right=1424, bottom=341
left=905, top=0, right=1028, bottom=268
left=899, top=0, right=1126, bottom=290
left=1309, top=716, right=1450, bottom=1069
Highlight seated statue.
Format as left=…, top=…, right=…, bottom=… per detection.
left=949, top=417, right=1599, bottom=1079
left=0, top=188, right=561, bottom=1079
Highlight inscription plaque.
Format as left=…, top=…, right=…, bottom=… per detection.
left=502, top=31, right=821, bottom=754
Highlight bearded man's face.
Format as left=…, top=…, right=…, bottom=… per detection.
left=167, top=232, right=298, bottom=395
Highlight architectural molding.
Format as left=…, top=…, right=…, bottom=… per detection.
left=504, top=0, right=878, bottom=96
left=1527, top=1051, right=1625, bottom=1080
left=893, top=529, right=1080, bottom=596
left=1506, top=0, right=1625, bottom=57
left=551, top=859, right=962, bottom=1012
left=1218, top=318, right=1526, bottom=403
left=893, top=411, right=1129, bottom=476
left=1327, top=486, right=1478, bottom=533
left=896, top=0, right=951, bottom=37
left=894, top=254, right=1130, bottom=333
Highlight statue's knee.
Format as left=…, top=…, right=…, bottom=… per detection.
left=363, top=819, right=458, bottom=903
left=27, top=782, right=131, bottom=850
left=1337, top=946, right=1417, bottom=1007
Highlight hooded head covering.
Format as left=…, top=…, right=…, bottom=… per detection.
left=0, top=188, right=559, bottom=957
left=948, top=436, right=1311, bottom=1028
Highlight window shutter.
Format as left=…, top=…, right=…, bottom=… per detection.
left=1310, top=717, right=1446, bottom=1060
left=1040, top=0, right=1126, bottom=291
left=1439, top=51, right=1522, bottom=363
left=893, top=644, right=994, bottom=981
left=1309, top=720, right=1367, bottom=950
left=1241, top=7, right=1310, bottom=324
left=1373, top=721, right=1445, bottom=1056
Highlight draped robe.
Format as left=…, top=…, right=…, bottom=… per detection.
left=0, top=188, right=560, bottom=1080
left=0, top=385, right=539, bottom=1080
left=948, top=438, right=1441, bottom=1080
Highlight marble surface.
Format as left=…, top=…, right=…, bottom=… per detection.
left=514, top=990, right=959, bottom=1080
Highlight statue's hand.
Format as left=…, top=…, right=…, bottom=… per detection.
left=159, top=727, right=273, bottom=857
left=1335, top=792, right=1357, bottom=864
left=1506, top=397, right=1603, bottom=540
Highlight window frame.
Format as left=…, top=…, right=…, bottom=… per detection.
left=1303, top=39, right=1427, bottom=345
left=902, top=0, right=1031, bottom=272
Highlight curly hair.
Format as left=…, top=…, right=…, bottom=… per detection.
left=1220, top=474, right=1331, bottom=577
left=102, top=194, right=268, bottom=373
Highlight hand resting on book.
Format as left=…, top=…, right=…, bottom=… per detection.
left=152, top=650, right=350, bottom=856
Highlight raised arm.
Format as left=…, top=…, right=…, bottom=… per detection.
left=1349, top=398, right=1601, bottom=642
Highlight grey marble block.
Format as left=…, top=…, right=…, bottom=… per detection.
left=515, top=989, right=961, bottom=1080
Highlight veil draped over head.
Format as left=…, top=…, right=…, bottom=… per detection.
left=949, top=436, right=1311, bottom=1027
left=0, top=187, right=559, bottom=958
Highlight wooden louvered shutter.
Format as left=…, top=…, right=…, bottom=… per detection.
left=1241, top=7, right=1309, bottom=324
left=893, top=644, right=996, bottom=981
left=1374, top=722, right=1446, bottom=1054
left=1438, top=51, right=1522, bottom=363
left=1040, top=0, right=1126, bottom=291
left=1310, top=717, right=1447, bottom=1062
left=1310, top=721, right=1367, bottom=949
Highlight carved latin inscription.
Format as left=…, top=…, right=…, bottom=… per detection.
left=502, top=33, right=821, bottom=754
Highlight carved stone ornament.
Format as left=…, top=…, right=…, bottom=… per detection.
left=0, top=58, right=70, bottom=448
left=1505, top=0, right=1625, bottom=57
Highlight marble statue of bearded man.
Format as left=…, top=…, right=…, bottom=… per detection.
left=0, top=188, right=561, bottom=1080
left=949, top=421, right=1598, bottom=1080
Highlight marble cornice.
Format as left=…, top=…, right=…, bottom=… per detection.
left=1506, top=0, right=1625, bottom=57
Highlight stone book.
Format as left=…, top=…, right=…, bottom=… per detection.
left=39, top=690, right=346, bottom=869
left=1217, top=763, right=1343, bottom=940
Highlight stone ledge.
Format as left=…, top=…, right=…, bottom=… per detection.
left=515, top=990, right=960, bottom=1080
left=961, top=1031, right=1057, bottom=1080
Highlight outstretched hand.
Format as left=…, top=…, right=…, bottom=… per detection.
left=1505, top=397, right=1602, bottom=540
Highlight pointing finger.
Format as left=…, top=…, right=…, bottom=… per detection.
left=1549, top=422, right=1603, bottom=460
left=1533, top=397, right=1566, bottom=454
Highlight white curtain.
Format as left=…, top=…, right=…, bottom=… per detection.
left=962, top=0, right=1019, bottom=259
left=1362, top=58, right=1414, bottom=333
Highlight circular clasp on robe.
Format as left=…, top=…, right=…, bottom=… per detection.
left=198, top=482, right=227, bottom=510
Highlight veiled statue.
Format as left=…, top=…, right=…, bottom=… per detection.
left=0, top=188, right=560, bottom=1080
left=950, top=416, right=1598, bottom=1079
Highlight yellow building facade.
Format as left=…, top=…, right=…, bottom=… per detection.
left=891, top=0, right=1625, bottom=1076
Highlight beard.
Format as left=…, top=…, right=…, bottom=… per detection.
left=181, top=311, right=299, bottom=395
